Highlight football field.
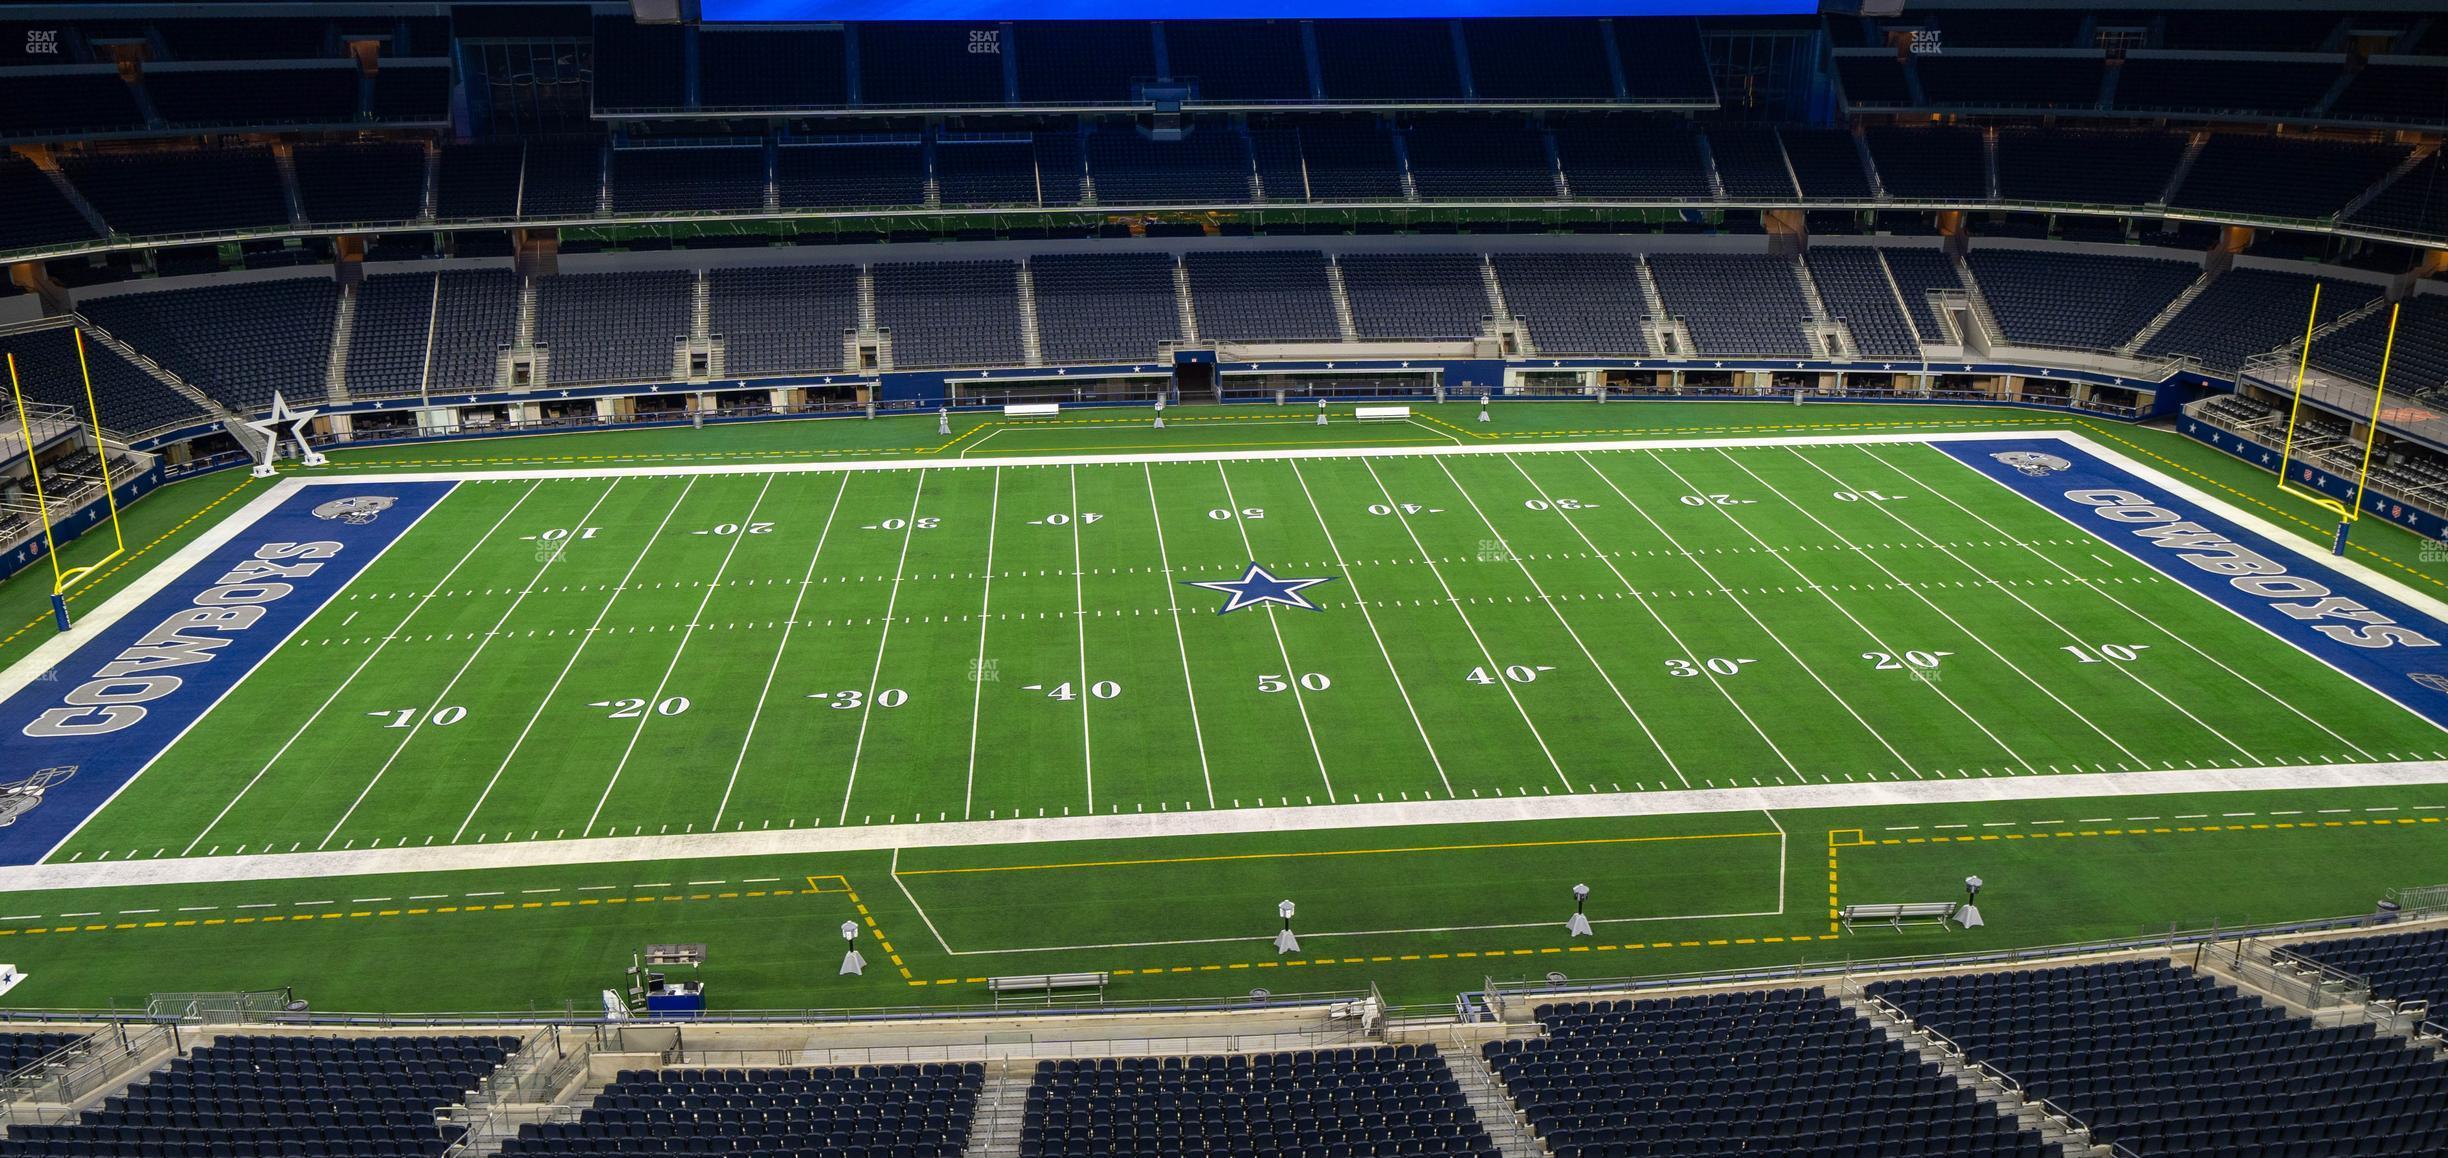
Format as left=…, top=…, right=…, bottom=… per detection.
left=16, top=429, right=2448, bottom=877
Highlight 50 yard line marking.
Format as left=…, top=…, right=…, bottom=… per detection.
left=1787, top=448, right=2258, bottom=763
left=962, top=468, right=1003, bottom=820
left=1862, top=444, right=2376, bottom=761
left=1213, top=461, right=1335, bottom=802
left=838, top=471, right=930, bottom=825
left=1574, top=451, right=1919, bottom=776
left=179, top=480, right=543, bottom=856
left=1357, top=456, right=1571, bottom=793
left=444, top=478, right=695, bottom=845
left=1288, top=460, right=1450, bottom=798
left=1143, top=463, right=1216, bottom=809
left=711, top=473, right=851, bottom=831
left=583, top=474, right=777, bottom=837
left=1431, top=454, right=1688, bottom=790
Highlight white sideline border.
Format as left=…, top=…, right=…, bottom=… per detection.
left=1, top=428, right=2445, bottom=895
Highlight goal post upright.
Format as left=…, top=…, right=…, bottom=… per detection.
left=2274, top=285, right=2397, bottom=556
left=8, top=332, right=131, bottom=632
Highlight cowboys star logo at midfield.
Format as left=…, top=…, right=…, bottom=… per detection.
left=1184, top=562, right=1337, bottom=614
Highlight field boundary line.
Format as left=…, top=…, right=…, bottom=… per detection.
left=712, top=474, right=853, bottom=831
left=179, top=479, right=540, bottom=855
left=8, top=758, right=2448, bottom=893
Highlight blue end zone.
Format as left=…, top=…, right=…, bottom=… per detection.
left=0, top=481, right=455, bottom=865
left=1939, top=439, right=2448, bottom=734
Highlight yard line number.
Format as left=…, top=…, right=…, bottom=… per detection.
left=591, top=696, right=691, bottom=718
left=370, top=706, right=465, bottom=728
left=2063, top=643, right=2152, bottom=663
left=1678, top=494, right=1752, bottom=507
left=866, top=517, right=940, bottom=531
left=692, top=522, right=775, bottom=536
left=1523, top=498, right=1595, bottom=511
left=1864, top=650, right=1951, bottom=670
left=1665, top=657, right=1757, bottom=677
left=1030, top=513, right=1102, bottom=526
left=1258, top=672, right=1333, bottom=693
left=1468, top=664, right=1553, bottom=685
left=1023, top=681, right=1121, bottom=701
left=812, top=688, right=908, bottom=710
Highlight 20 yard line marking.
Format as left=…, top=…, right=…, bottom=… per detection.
left=1574, top=451, right=1920, bottom=776
left=583, top=475, right=777, bottom=836
left=1434, top=454, right=1689, bottom=789
left=179, top=480, right=545, bottom=856
left=1791, top=448, right=2260, bottom=763
left=962, top=468, right=1003, bottom=820
left=1143, top=464, right=1216, bottom=809
left=711, top=474, right=850, bottom=830
left=1862, top=444, right=2376, bottom=762
left=1358, top=457, right=1571, bottom=792
left=444, top=478, right=695, bottom=845
left=838, top=471, right=930, bottom=825
left=1288, top=460, right=1450, bottom=797
left=1213, top=462, right=1335, bottom=802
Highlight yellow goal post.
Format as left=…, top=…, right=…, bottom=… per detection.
left=6, top=329, right=129, bottom=630
left=2275, top=284, right=2400, bottom=556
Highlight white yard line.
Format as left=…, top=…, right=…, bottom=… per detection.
left=1575, top=451, right=1920, bottom=776
left=440, top=478, right=693, bottom=845
left=1501, top=454, right=1800, bottom=779
left=1068, top=465, right=1095, bottom=814
left=1644, top=449, right=2039, bottom=772
left=1870, top=448, right=2369, bottom=763
left=1142, top=464, right=1216, bottom=809
left=836, top=471, right=930, bottom=825
left=1429, top=454, right=1690, bottom=790
left=711, top=474, right=851, bottom=831
left=1357, top=456, right=1572, bottom=792
left=1786, top=447, right=2261, bottom=763
left=1287, top=460, right=1452, bottom=797
left=1211, top=461, right=1336, bottom=802
left=13, top=757, right=2446, bottom=893
left=582, top=475, right=777, bottom=837
left=961, top=469, right=1003, bottom=821
left=178, top=480, right=537, bottom=856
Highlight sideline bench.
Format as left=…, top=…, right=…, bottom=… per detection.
left=1003, top=403, right=1061, bottom=418
left=1354, top=405, right=1412, bottom=422
left=1840, top=902, right=1960, bottom=932
left=986, top=972, right=1110, bottom=1004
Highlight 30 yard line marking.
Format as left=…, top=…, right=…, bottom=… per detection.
left=1358, top=457, right=1571, bottom=792
left=1143, top=463, right=1216, bottom=809
left=1643, top=449, right=2035, bottom=772
left=1069, top=465, right=1095, bottom=814
left=1288, top=460, right=1450, bottom=797
left=1210, top=462, right=1335, bottom=802
left=1502, top=453, right=1798, bottom=779
left=962, top=468, right=1003, bottom=821
left=1431, top=454, right=1688, bottom=789
left=179, top=479, right=543, bottom=856
left=838, top=471, right=930, bottom=825
left=1574, top=451, right=1919, bottom=776
left=711, top=473, right=851, bottom=831
left=445, top=478, right=694, bottom=845
left=1791, top=447, right=2259, bottom=763
left=1863, top=444, right=2377, bottom=762
left=1716, top=449, right=2140, bottom=766
left=584, top=474, right=777, bottom=836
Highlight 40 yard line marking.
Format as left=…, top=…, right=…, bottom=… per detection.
left=838, top=471, right=930, bottom=826
left=177, top=480, right=536, bottom=856
left=584, top=474, right=777, bottom=837
left=446, top=478, right=694, bottom=845
left=1573, top=450, right=1919, bottom=776
left=1358, top=456, right=1572, bottom=793
left=1789, top=447, right=2260, bottom=764
left=1432, top=454, right=1689, bottom=790
left=1143, top=463, right=1216, bottom=809
left=1213, top=461, right=1335, bottom=803
left=712, top=473, right=851, bottom=831
left=1862, top=445, right=2375, bottom=761
left=1288, top=460, right=1450, bottom=797
left=1069, top=465, right=1095, bottom=814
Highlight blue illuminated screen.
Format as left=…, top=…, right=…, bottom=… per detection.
left=704, top=0, right=1813, bottom=19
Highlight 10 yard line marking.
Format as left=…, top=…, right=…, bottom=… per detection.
left=1213, top=462, right=1336, bottom=802
left=1714, top=449, right=2138, bottom=767
left=179, top=480, right=545, bottom=856
left=1288, top=460, right=1450, bottom=798
left=445, top=478, right=695, bottom=845
left=1432, top=454, right=1689, bottom=790
left=712, top=473, right=850, bottom=831
left=1144, top=464, right=1216, bottom=809
left=838, top=471, right=930, bottom=825
left=1791, top=447, right=2259, bottom=763
left=584, top=474, right=777, bottom=837
left=1069, top=465, right=1095, bottom=814
left=1863, top=444, right=2375, bottom=762
left=1574, top=451, right=1920, bottom=776
left=962, top=469, right=1003, bottom=820
left=1502, top=453, right=1800, bottom=780
left=1358, top=457, right=1571, bottom=792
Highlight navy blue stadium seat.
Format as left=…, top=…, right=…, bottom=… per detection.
left=500, top=1062, right=979, bottom=1158
left=1022, top=1046, right=1492, bottom=1157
